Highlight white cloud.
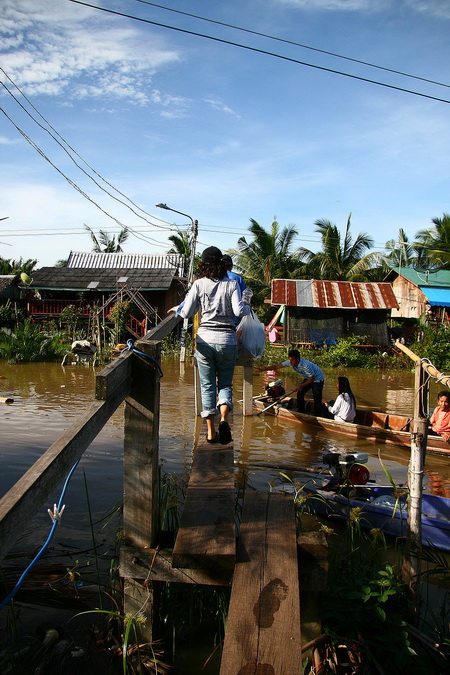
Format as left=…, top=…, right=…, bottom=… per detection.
left=204, top=98, right=242, bottom=118
left=273, top=0, right=450, bottom=16
left=0, top=0, right=181, bottom=106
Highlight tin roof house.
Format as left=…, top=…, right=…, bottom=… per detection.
left=269, top=279, right=399, bottom=347
left=385, top=267, right=450, bottom=323
left=23, top=251, right=186, bottom=338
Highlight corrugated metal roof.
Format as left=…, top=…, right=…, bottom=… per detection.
left=271, top=279, right=399, bottom=310
left=386, top=267, right=450, bottom=288
left=67, top=251, right=185, bottom=275
left=26, top=267, right=178, bottom=291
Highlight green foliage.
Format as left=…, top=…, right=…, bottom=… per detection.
left=410, top=324, right=450, bottom=371
left=59, top=304, right=83, bottom=341
left=0, top=319, right=69, bottom=363
left=108, top=300, right=132, bottom=343
left=0, top=257, right=38, bottom=275
left=0, top=300, right=25, bottom=328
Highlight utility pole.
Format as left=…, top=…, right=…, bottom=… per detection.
left=156, top=204, right=198, bottom=362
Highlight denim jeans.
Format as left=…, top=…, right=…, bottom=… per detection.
left=297, top=380, right=324, bottom=416
left=195, top=342, right=237, bottom=418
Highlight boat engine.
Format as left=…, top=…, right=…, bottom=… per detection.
left=322, top=450, right=370, bottom=485
left=264, top=379, right=285, bottom=401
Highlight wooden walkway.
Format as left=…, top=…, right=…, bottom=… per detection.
left=171, top=436, right=303, bottom=674
left=0, top=319, right=313, bottom=672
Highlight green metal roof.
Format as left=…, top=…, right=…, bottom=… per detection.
left=388, top=267, right=450, bottom=288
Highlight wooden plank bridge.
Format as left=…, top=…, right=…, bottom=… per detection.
left=0, top=314, right=327, bottom=673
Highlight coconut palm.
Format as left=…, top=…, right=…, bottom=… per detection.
left=84, top=224, right=129, bottom=252
left=167, top=231, right=200, bottom=278
left=414, top=213, right=450, bottom=269
left=0, top=257, right=38, bottom=276
left=299, top=214, right=376, bottom=280
left=230, top=218, right=302, bottom=291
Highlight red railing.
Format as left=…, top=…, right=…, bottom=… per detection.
left=29, top=299, right=147, bottom=336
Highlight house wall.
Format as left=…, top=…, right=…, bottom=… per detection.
left=391, top=277, right=428, bottom=319
left=286, top=308, right=389, bottom=345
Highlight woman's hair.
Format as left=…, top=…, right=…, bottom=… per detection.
left=198, top=259, right=228, bottom=280
left=337, top=376, right=356, bottom=405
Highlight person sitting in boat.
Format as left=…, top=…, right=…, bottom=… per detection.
left=323, top=376, right=356, bottom=423
left=255, top=349, right=324, bottom=416
left=429, top=390, right=450, bottom=443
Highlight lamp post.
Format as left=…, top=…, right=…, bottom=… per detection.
left=156, top=203, right=198, bottom=362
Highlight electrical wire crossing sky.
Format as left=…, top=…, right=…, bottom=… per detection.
left=0, top=0, right=449, bottom=267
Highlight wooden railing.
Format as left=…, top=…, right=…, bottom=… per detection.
left=0, top=313, right=180, bottom=563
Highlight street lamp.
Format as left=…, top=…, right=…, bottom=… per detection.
left=156, top=202, right=198, bottom=362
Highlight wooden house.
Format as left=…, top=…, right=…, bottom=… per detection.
left=269, top=279, right=398, bottom=347
left=385, top=267, right=450, bottom=324
left=23, top=251, right=186, bottom=338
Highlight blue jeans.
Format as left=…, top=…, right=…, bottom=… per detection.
left=195, top=342, right=237, bottom=418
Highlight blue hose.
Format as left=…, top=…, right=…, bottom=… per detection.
left=0, top=460, right=80, bottom=609
left=122, top=339, right=164, bottom=378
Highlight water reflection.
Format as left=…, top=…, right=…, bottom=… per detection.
left=1, top=358, right=450, bottom=542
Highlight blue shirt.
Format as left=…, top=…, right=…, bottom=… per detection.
left=281, top=358, right=324, bottom=383
left=227, top=270, right=246, bottom=293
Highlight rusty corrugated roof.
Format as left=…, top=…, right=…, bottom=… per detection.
left=271, top=279, right=399, bottom=309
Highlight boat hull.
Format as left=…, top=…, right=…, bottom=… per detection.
left=299, top=483, right=450, bottom=551
left=253, top=398, right=450, bottom=457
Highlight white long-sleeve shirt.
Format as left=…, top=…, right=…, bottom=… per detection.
left=328, top=393, right=356, bottom=423
left=176, top=276, right=250, bottom=345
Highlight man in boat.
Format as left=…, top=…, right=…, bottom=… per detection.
left=430, top=391, right=450, bottom=443
left=256, top=349, right=325, bottom=416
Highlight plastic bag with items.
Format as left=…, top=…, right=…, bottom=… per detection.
left=237, top=309, right=266, bottom=359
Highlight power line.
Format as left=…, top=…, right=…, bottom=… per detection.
left=0, top=69, right=176, bottom=232
left=68, top=0, right=450, bottom=105
left=132, top=0, right=450, bottom=91
left=0, top=106, right=169, bottom=248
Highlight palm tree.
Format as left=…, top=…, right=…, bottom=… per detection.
left=167, top=231, right=200, bottom=278
left=414, top=213, right=450, bottom=269
left=299, top=214, right=376, bottom=280
left=84, top=224, right=129, bottom=252
left=0, top=257, right=38, bottom=276
left=230, top=218, right=302, bottom=292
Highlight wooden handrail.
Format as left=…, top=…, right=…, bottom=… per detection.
left=0, top=313, right=182, bottom=562
left=394, top=340, right=450, bottom=387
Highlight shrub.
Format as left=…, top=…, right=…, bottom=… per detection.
left=0, top=319, right=69, bottom=363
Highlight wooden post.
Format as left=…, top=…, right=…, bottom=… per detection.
left=123, top=341, right=161, bottom=641
left=403, top=359, right=428, bottom=620
left=242, top=361, right=254, bottom=416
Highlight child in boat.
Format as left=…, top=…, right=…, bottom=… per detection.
left=430, top=391, right=450, bottom=442
left=323, top=376, right=356, bottom=423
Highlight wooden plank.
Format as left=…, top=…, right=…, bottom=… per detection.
left=172, top=443, right=235, bottom=573
left=220, top=491, right=302, bottom=675
left=0, top=389, right=125, bottom=561
left=123, top=341, right=161, bottom=550
left=95, top=348, right=133, bottom=400
left=119, top=547, right=231, bottom=586
left=140, top=313, right=181, bottom=343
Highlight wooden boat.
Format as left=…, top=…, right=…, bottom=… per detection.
left=287, top=478, right=450, bottom=551
left=253, top=396, right=450, bottom=457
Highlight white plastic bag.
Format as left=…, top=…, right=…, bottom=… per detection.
left=237, top=309, right=266, bottom=359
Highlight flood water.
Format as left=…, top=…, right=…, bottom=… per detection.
left=1, top=357, right=449, bottom=669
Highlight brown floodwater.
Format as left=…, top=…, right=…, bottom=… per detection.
left=1, top=357, right=449, bottom=670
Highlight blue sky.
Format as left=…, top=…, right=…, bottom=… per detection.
left=0, top=0, right=449, bottom=268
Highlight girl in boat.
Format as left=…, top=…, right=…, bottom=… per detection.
left=429, top=391, right=450, bottom=443
left=323, top=376, right=356, bottom=423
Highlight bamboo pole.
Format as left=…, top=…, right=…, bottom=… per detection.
left=394, top=341, right=433, bottom=621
